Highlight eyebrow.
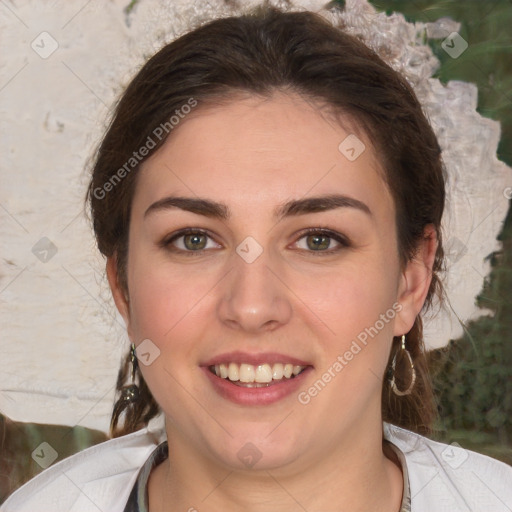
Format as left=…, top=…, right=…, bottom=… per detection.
left=144, top=193, right=371, bottom=221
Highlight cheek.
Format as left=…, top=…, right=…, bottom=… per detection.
left=295, top=258, right=399, bottom=333
left=295, top=256, right=400, bottom=403
left=300, top=267, right=400, bottom=403
left=126, top=244, right=400, bottom=345
left=127, top=260, right=212, bottom=342
left=125, top=258, right=215, bottom=409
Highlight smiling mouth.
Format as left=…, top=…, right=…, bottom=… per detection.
left=209, top=362, right=307, bottom=388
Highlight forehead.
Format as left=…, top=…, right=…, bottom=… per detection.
left=133, top=92, right=393, bottom=221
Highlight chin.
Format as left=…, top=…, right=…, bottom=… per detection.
left=206, top=430, right=304, bottom=472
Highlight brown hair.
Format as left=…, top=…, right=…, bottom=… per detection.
left=86, top=4, right=445, bottom=438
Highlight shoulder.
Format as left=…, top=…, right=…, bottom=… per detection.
left=384, top=423, right=512, bottom=512
left=0, top=425, right=166, bottom=512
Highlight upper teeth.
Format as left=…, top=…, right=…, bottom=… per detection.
left=212, top=363, right=305, bottom=383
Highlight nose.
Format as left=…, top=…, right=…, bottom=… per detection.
left=217, top=248, right=293, bottom=334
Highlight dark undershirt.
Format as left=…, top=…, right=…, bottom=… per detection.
left=123, top=440, right=411, bottom=512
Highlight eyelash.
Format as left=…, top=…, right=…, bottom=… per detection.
left=295, top=228, right=350, bottom=254
left=161, top=227, right=350, bottom=256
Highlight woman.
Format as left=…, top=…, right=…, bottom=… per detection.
left=2, top=4, right=510, bottom=512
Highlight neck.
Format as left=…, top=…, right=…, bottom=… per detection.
left=148, top=418, right=403, bottom=512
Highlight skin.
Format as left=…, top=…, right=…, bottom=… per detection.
left=107, top=91, right=437, bottom=512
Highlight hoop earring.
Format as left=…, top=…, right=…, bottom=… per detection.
left=389, top=335, right=416, bottom=396
left=121, top=343, right=140, bottom=403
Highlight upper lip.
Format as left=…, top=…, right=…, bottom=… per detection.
left=202, top=351, right=312, bottom=367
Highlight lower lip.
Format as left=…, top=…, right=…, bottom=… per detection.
left=202, top=366, right=312, bottom=406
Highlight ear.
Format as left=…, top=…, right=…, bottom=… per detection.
left=106, top=255, right=133, bottom=339
left=394, top=224, right=438, bottom=336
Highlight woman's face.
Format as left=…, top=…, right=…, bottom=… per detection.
left=109, top=92, right=430, bottom=473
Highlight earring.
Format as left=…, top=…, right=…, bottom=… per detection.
left=389, top=335, right=416, bottom=396
left=110, top=343, right=141, bottom=434
left=120, top=343, right=140, bottom=403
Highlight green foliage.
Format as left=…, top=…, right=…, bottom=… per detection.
left=0, top=417, right=107, bottom=503
left=429, top=205, right=512, bottom=458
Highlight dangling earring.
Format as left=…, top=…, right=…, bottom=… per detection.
left=110, top=343, right=141, bottom=433
left=121, top=343, right=140, bottom=403
left=389, top=335, right=416, bottom=396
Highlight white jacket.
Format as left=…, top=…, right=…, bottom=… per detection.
left=2, top=423, right=511, bottom=511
